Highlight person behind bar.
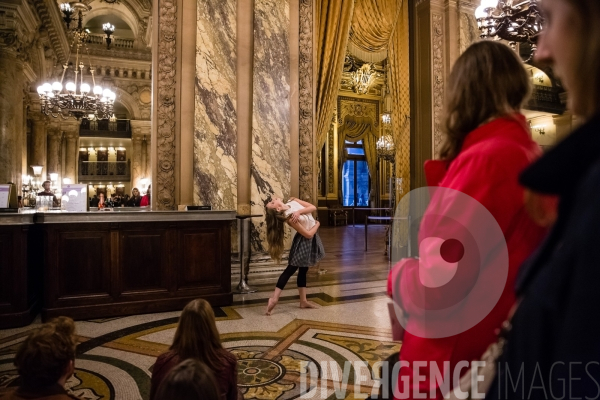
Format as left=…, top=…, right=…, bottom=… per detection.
left=37, top=180, right=58, bottom=207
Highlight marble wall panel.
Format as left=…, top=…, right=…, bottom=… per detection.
left=194, top=0, right=237, bottom=210
left=250, top=0, right=291, bottom=252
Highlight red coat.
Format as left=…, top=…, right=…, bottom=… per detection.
left=387, top=115, right=547, bottom=399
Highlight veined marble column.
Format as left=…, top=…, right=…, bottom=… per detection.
left=132, top=134, right=143, bottom=190
left=65, top=135, right=78, bottom=183
left=47, top=128, right=62, bottom=182
left=144, top=136, right=151, bottom=182
left=30, top=114, right=48, bottom=178
left=0, top=48, right=23, bottom=184
left=141, top=137, right=147, bottom=183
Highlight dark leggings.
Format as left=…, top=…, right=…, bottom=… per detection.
left=276, top=265, right=308, bottom=289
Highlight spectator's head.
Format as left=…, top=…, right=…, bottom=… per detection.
left=93, top=195, right=97, bottom=199
left=170, top=299, right=224, bottom=370
left=154, top=359, right=220, bottom=400
left=534, top=0, right=600, bottom=118
left=42, top=181, right=51, bottom=191
left=14, top=317, right=77, bottom=390
left=132, top=187, right=140, bottom=197
left=439, top=41, right=530, bottom=161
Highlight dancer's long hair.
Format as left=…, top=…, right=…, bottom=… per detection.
left=265, top=206, right=289, bottom=264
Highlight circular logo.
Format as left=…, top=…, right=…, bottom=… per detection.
left=390, top=187, right=509, bottom=338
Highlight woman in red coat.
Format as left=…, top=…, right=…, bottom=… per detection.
left=387, top=41, right=547, bottom=400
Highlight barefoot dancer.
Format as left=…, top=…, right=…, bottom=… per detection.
left=264, top=197, right=325, bottom=315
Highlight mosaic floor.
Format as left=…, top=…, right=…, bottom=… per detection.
left=0, top=227, right=400, bottom=400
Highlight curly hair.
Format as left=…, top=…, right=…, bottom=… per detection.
left=265, top=206, right=289, bottom=264
left=14, top=316, right=77, bottom=390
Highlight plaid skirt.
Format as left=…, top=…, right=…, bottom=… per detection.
left=288, top=232, right=325, bottom=268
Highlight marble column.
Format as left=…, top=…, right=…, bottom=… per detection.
left=144, top=136, right=151, bottom=182
left=141, top=137, right=148, bottom=182
left=30, top=113, right=48, bottom=178
left=236, top=0, right=254, bottom=215
left=65, top=135, right=78, bottom=183
left=132, top=134, right=143, bottom=190
left=47, top=128, right=63, bottom=182
left=0, top=48, right=23, bottom=184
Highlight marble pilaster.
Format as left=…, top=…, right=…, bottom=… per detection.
left=132, top=134, right=143, bottom=190
left=30, top=113, right=48, bottom=178
left=0, top=48, right=22, bottom=184
left=144, top=136, right=151, bottom=182
left=46, top=128, right=62, bottom=181
left=193, top=0, right=238, bottom=209
left=250, top=0, right=291, bottom=252
left=64, top=135, right=78, bottom=183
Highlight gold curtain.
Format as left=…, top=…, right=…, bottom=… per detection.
left=316, top=0, right=354, bottom=150
left=337, top=115, right=378, bottom=204
left=349, top=0, right=398, bottom=52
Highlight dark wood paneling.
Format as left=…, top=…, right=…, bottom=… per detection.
left=41, top=219, right=233, bottom=321
left=120, top=229, right=167, bottom=292
left=179, top=231, right=220, bottom=288
left=0, top=232, right=14, bottom=306
left=0, top=224, right=39, bottom=328
left=58, top=231, right=111, bottom=297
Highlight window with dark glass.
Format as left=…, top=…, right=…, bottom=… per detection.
left=342, top=140, right=370, bottom=207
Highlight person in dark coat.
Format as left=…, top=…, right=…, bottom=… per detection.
left=487, top=0, right=600, bottom=399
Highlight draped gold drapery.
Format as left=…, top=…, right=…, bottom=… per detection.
left=315, top=0, right=354, bottom=150
left=337, top=115, right=378, bottom=203
left=348, top=0, right=399, bottom=52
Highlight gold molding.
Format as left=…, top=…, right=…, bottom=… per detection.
left=298, top=0, right=314, bottom=203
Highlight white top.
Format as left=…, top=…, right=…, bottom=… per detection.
left=284, top=200, right=316, bottom=230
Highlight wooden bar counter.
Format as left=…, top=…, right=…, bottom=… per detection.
left=0, top=210, right=235, bottom=325
left=0, top=214, right=41, bottom=328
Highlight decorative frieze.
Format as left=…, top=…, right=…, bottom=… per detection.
left=432, top=13, right=444, bottom=155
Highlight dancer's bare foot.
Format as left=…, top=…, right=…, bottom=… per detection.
left=299, top=301, right=318, bottom=309
left=266, top=298, right=278, bottom=315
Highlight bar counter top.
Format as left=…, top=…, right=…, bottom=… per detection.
left=0, top=209, right=236, bottom=224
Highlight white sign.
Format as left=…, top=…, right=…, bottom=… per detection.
left=0, top=185, right=9, bottom=208
left=61, top=184, right=88, bottom=212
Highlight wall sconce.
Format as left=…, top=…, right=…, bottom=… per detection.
left=103, top=23, right=115, bottom=49
left=31, top=165, right=43, bottom=176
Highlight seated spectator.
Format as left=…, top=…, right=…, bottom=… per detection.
left=150, top=299, right=239, bottom=400
left=154, top=359, right=220, bottom=400
left=140, top=184, right=151, bottom=207
left=126, top=188, right=141, bottom=207
left=90, top=195, right=99, bottom=207
left=1, top=317, right=78, bottom=400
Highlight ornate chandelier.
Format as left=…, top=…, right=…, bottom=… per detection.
left=351, top=63, right=378, bottom=95
left=37, top=2, right=116, bottom=120
left=376, top=135, right=395, bottom=163
left=475, top=0, right=543, bottom=58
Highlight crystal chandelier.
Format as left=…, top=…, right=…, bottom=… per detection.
left=37, top=3, right=116, bottom=120
left=376, top=135, right=395, bottom=163
left=351, top=63, right=378, bottom=95
left=475, top=0, right=543, bottom=59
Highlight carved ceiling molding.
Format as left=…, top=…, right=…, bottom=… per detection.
left=155, top=0, right=176, bottom=210
left=32, top=0, right=69, bottom=65
left=298, top=0, right=314, bottom=203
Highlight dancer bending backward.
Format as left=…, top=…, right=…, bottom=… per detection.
left=265, top=197, right=325, bottom=315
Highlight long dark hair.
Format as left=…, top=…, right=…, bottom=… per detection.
left=439, top=41, right=531, bottom=161
left=265, top=206, right=289, bottom=264
left=170, top=299, right=225, bottom=372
